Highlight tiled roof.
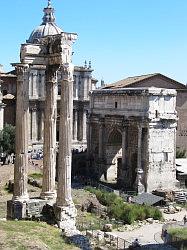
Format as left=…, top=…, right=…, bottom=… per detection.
left=103, top=73, right=187, bottom=90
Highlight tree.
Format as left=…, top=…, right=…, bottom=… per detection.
left=176, top=148, right=186, bottom=158
left=0, top=124, right=15, bottom=155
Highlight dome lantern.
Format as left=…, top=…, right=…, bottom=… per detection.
left=27, top=0, right=63, bottom=44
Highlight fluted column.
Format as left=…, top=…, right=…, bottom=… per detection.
left=55, top=63, right=76, bottom=230
left=13, top=65, right=29, bottom=201
left=40, top=65, right=58, bottom=199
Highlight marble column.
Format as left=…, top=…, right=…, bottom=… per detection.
left=55, top=63, right=76, bottom=230
left=40, top=65, right=58, bottom=199
left=82, top=110, right=87, bottom=141
left=122, top=125, right=128, bottom=173
left=13, top=64, right=29, bottom=202
left=31, top=107, right=38, bottom=142
left=73, top=109, right=78, bottom=141
left=40, top=111, right=44, bottom=141
left=86, top=115, right=91, bottom=156
left=0, top=81, right=5, bottom=130
left=99, top=119, right=104, bottom=159
left=136, top=124, right=145, bottom=193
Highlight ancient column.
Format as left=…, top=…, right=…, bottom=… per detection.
left=98, top=118, right=105, bottom=179
left=0, top=80, right=5, bottom=131
left=31, top=107, right=38, bottom=142
left=99, top=118, right=105, bottom=159
left=73, top=108, right=78, bottom=141
left=122, top=128, right=127, bottom=169
left=55, top=63, right=77, bottom=230
left=136, top=124, right=145, bottom=193
left=13, top=64, right=29, bottom=202
left=82, top=109, right=87, bottom=142
left=86, top=115, right=91, bottom=156
left=40, top=65, right=58, bottom=199
left=40, top=110, right=44, bottom=141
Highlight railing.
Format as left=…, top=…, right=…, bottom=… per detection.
left=73, top=176, right=137, bottom=198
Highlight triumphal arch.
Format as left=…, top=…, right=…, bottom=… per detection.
left=7, top=31, right=77, bottom=230
left=87, top=87, right=178, bottom=193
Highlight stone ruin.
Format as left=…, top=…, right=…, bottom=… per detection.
left=87, top=87, right=179, bottom=193
left=7, top=32, right=78, bottom=231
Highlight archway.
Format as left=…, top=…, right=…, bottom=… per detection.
left=104, top=128, right=122, bottom=185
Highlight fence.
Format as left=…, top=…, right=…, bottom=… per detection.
left=74, top=176, right=137, bottom=198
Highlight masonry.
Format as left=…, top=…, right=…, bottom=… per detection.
left=87, top=87, right=178, bottom=193
left=7, top=32, right=78, bottom=231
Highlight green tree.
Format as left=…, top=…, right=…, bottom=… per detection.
left=0, top=124, right=15, bottom=154
left=176, top=148, right=186, bottom=158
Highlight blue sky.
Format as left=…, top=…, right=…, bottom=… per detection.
left=1, top=0, right=187, bottom=85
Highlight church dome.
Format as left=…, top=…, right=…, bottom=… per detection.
left=27, top=0, right=63, bottom=44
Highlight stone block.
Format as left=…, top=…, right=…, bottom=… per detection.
left=7, top=200, right=27, bottom=219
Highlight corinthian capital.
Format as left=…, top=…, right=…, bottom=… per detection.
left=60, top=63, right=74, bottom=82
left=15, top=64, right=28, bottom=75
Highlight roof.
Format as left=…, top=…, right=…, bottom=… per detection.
left=132, top=192, right=164, bottom=206
left=103, top=73, right=187, bottom=90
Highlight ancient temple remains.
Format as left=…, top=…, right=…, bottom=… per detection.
left=7, top=31, right=77, bottom=230
left=87, top=87, right=178, bottom=193
left=0, top=78, right=5, bottom=131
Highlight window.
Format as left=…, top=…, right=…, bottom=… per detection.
left=164, top=152, right=168, bottom=162
left=115, top=102, right=118, bottom=108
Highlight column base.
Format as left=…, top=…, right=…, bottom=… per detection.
left=12, top=193, right=29, bottom=202
left=54, top=203, right=77, bottom=231
left=40, top=191, right=57, bottom=200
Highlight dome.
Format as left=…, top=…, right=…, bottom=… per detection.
left=27, top=0, right=63, bottom=44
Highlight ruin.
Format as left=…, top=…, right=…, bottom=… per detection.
left=0, top=78, right=5, bottom=131
left=87, top=87, right=178, bottom=193
left=7, top=30, right=77, bottom=230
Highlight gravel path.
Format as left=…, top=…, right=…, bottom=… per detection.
left=109, top=210, right=187, bottom=249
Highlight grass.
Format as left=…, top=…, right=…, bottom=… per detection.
left=29, top=172, right=43, bottom=179
left=0, top=202, right=6, bottom=218
left=77, top=211, right=112, bottom=231
left=0, top=220, right=79, bottom=250
left=169, top=227, right=187, bottom=240
left=85, top=186, right=162, bottom=224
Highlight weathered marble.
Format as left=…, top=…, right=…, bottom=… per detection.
left=54, top=63, right=77, bottom=230
left=88, top=87, right=178, bottom=193
left=40, top=65, right=58, bottom=199
left=13, top=64, right=29, bottom=202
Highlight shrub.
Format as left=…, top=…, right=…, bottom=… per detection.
left=85, top=186, right=163, bottom=224
left=0, top=124, right=15, bottom=154
left=176, top=148, right=186, bottom=158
